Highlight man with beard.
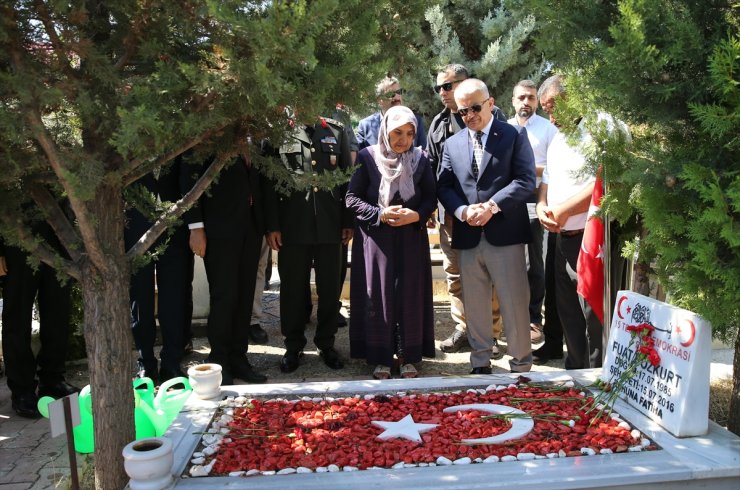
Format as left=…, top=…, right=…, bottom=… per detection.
left=356, top=76, right=426, bottom=150
left=507, top=80, right=559, bottom=350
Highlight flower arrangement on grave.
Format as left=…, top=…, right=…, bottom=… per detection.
left=590, top=322, right=661, bottom=419
left=187, top=380, right=655, bottom=478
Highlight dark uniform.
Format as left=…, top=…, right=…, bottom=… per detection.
left=264, top=118, right=353, bottom=372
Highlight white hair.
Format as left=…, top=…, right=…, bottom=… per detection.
left=454, top=78, right=489, bottom=100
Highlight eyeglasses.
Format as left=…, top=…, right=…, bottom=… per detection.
left=433, top=80, right=464, bottom=93
left=381, top=88, right=406, bottom=99
left=457, top=99, right=489, bottom=117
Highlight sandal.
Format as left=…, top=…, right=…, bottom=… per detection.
left=400, top=363, right=418, bottom=379
left=373, top=365, right=391, bottom=380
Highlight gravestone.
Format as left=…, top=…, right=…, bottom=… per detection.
left=603, top=291, right=711, bottom=437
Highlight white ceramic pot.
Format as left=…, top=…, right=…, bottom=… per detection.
left=187, top=363, right=223, bottom=399
left=122, top=437, right=174, bottom=490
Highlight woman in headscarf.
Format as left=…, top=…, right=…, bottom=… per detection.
left=346, top=105, right=436, bottom=379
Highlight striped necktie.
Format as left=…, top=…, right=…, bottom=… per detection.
left=472, top=130, right=484, bottom=180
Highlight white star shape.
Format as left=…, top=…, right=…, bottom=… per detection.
left=371, top=414, right=439, bottom=442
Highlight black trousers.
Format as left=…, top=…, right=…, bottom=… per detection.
left=540, top=232, right=564, bottom=352
left=203, top=225, right=261, bottom=368
left=1, top=246, right=71, bottom=395
left=129, top=242, right=193, bottom=373
left=279, top=243, right=341, bottom=354
left=554, top=232, right=603, bottom=369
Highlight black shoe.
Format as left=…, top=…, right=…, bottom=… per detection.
left=248, top=324, right=269, bottom=345
left=221, top=368, right=234, bottom=385
left=337, top=312, right=348, bottom=328
left=159, top=366, right=187, bottom=384
left=12, top=391, right=41, bottom=418
left=136, top=360, right=159, bottom=384
left=183, top=340, right=194, bottom=355
left=38, top=380, right=81, bottom=399
left=470, top=366, right=492, bottom=375
left=440, top=329, right=469, bottom=353
left=280, top=351, right=303, bottom=373
left=532, top=346, right=564, bottom=365
left=232, top=358, right=267, bottom=384
left=319, top=347, right=344, bottom=370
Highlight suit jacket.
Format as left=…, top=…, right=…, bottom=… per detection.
left=184, top=154, right=263, bottom=239
left=437, top=120, right=535, bottom=249
left=356, top=111, right=427, bottom=150
left=263, top=119, right=353, bottom=245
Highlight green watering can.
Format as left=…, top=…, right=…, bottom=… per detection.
left=37, top=376, right=191, bottom=453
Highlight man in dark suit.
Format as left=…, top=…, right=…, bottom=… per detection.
left=186, top=151, right=267, bottom=385
left=125, top=163, right=197, bottom=384
left=437, top=78, right=536, bottom=374
left=264, top=117, right=353, bottom=373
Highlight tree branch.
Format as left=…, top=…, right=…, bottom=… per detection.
left=122, top=122, right=227, bottom=186
left=25, top=109, right=110, bottom=274
left=27, top=182, right=83, bottom=263
left=33, top=0, right=77, bottom=80
left=126, top=153, right=232, bottom=259
left=11, top=218, right=81, bottom=280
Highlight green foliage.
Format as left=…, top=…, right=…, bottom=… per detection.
left=532, top=0, right=739, bottom=340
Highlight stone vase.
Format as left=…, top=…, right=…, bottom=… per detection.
left=187, top=363, right=223, bottom=399
left=122, top=437, right=174, bottom=490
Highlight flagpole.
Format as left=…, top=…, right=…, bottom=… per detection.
left=602, top=171, right=611, bottom=364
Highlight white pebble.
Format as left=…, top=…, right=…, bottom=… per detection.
left=261, top=470, right=276, bottom=476
left=234, top=396, right=248, bottom=404
left=228, top=471, right=244, bottom=477
left=192, top=452, right=203, bottom=458
left=428, top=462, right=437, bottom=466
left=477, top=389, right=487, bottom=395
left=277, top=468, right=296, bottom=475
left=220, top=414, right=233, bottom=423
left=535, top=455, right=546, bottom=459
left=558, top=450, right=567, bottom=458
left=579, top=392, right=586, bottom=397
left=219, top=427, right=229, bottom=434
left=600, top=448, right=613, bottom=454
left=485, top=384, right=498, bottom=392
left=641, top=438, right=651, bottom=447
left=564, top=381, right=575, bottom=387
left=344, top=466, right=359, bottom=472
left=403, top=463, right=417, bottom=468
left=326, top=397, right=335, bottom=402
left=364, top=394, right=375, bottom=400
left=190, top=457, right=205, bottom=465
left=396, top=392, right=407, bottom=397
left=312, top=397, right=322, bottom=403
left=327, top=464, right=340, bottom=472
left=501, top=455, right=517, bottom=462
left=418, top=463, right=429, bottom=467
left=517, top=453, right=536, bottom=461
left=628, top=446, right=642, bottom=452
left=315, top=467, right=328, bottom=473
left=297, top=467, right=312, bottom=474
left=467, top=389, right=477, bottom=394
left=246, top=469, right=260, bottom=476
left=436, top=456, right=452, bottom=466
left=224, top=408, right=234, bottom=416
left=546, top=453, right=559, bottom=459
left=630, top=429, right=641, bottom=439
left=580, top=448, right=596, bottom=456
left=453, top=457, right=471, bottom=465
left=189, top=465, right=209, bottom=477
left=202, top=445, right=217, bottom=457
left=367, top=466, right=384, bottom=470
left=473, top=457, right=483, bottom=463
left=483, top=455, right=499, bottom=463
left=507, top=384, right=517, bottom=389
left=392, top=462, right=405, bottom=469
left=618, top=421, right=631, bottom=430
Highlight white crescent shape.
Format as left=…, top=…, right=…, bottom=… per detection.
left=443, top=404, right=534, bottom=445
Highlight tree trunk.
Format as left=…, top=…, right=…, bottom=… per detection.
left=632, top=260, right=651, bottom=296
left=80, top=189, right=134, bottom=489
left=728, top=329, right=740, bottom=436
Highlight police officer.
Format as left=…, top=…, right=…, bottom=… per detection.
left=264, top=116, right=353, bottom=373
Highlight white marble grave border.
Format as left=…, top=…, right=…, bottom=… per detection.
left=156, top=369, right=740, bottom=490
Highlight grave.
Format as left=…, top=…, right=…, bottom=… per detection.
left=150, top=369, right=740, bottom=489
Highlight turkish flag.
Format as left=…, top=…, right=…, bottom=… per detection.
left=577, top=173, right=605, bottom=324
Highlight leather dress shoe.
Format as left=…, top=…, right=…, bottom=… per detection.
left=221, top=368, right=234, bottom=385
left=136, top=360, right=159, bottom=385
left=439, top=329, right=470, bottom=353
left=12, top=391, right=41, bottom=418
left=319, top=347, right=344, bottom=370
left=490, top=338, right=504, bottom=360
left=530, top=323, right=544, bottom=344
left=159, top=366, right=187, bottom=384
left=183, top=340, right=194, bottom=355
left=38, top=380, right=81, bottom=399
left=532, top=346, right=564, bottom=365
left=280, top=351, right=303, bottom=373
left=470, top=366, right=493, bottom=375
left=336, top=312, right=348, bottom=328
left=248, top=324, right=269, bottom=345
left=232, top=358, right=267, bottom=384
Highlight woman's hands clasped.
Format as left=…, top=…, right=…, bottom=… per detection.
left=380, top=205, right=420, bottom=227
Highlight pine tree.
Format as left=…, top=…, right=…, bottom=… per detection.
left=0, top=1, right=426, bottom=487
left=523, top=0, right=739, bottom=433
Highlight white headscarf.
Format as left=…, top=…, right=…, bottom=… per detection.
left=373, top=105, right=423, bottom=208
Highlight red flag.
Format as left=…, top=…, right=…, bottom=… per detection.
left=577, top=173, right=605, bottom=324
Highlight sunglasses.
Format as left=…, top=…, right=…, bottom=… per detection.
left=457, top=99, right=489, bottom=117
left=433, top=80, right=463, bottom=93
left=382, top=88, right=406, bottom=99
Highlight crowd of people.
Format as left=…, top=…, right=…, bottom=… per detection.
left=1, top=66, right=610, bottom=418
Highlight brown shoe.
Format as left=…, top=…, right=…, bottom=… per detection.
left=439, top=329, right=469, bottom=353
left=530, top=323, right=544, bottom=344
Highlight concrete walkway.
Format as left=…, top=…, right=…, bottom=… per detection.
left=0, top=282, right=734, bottom=489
